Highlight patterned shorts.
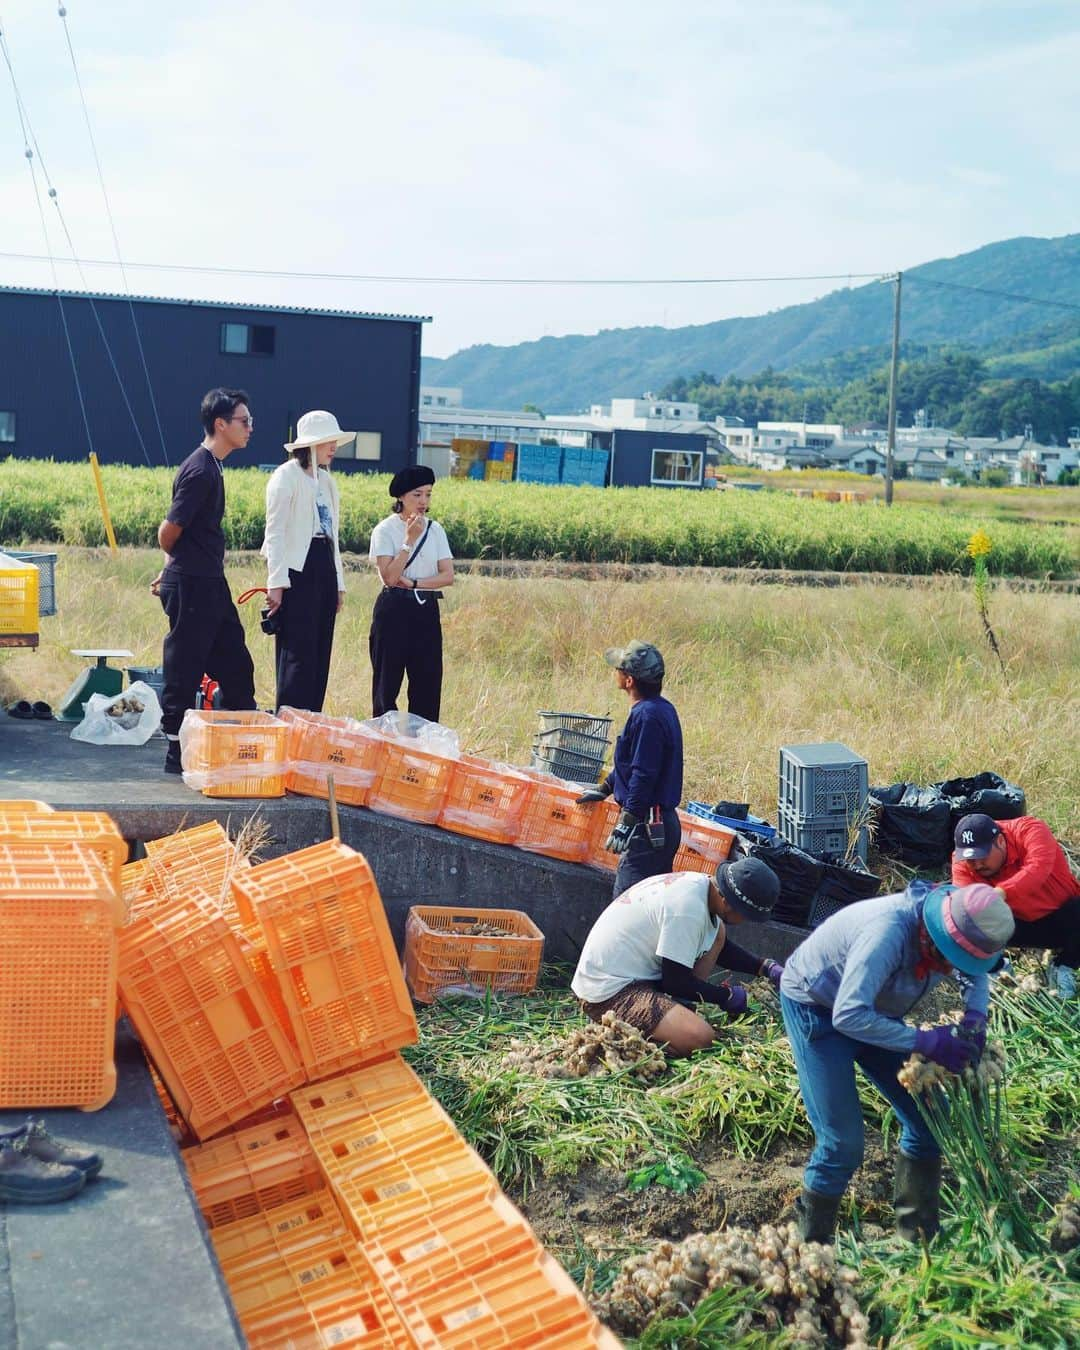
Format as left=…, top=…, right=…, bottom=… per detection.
left=580, top=981, right=676, bottom=1038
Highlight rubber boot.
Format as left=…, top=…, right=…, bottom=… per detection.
left=795, top=1187, right=842, bottom=1243
left=894, top=1153, right=942, bottom=1243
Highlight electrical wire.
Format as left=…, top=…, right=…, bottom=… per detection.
left=56, top=2, right=169, bottom=465
left=905, top=272, right=1080, bottom=315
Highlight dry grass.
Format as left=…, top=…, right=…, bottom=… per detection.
left=3, top=546, right=1077, bottom=842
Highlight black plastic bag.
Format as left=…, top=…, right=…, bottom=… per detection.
left=869, top=782, right=954, bottom=870
left=935, top=773, right=1026, bottom=829
left=734, top=837, right=825, bottom=927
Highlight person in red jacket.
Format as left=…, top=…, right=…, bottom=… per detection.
left=952, top=813, right=1080, bottom=997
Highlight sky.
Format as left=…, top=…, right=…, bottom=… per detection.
left=0, top=1, right=1078, bottom=358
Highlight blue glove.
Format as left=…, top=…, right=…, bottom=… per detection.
left=957, top=1009, right=987, bottom=1057
left=914, top=1025, right=976, bottom=1075
left=716, top=982, right=748, bottom=1016
left=604, top=810, right=640, bottom=855
left=762, top=961, right=784, bottom=990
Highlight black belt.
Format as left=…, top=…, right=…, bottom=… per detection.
left=380, top=586, right=444, bottom=601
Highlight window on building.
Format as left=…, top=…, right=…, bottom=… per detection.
left=333, top=431, right=381, bottom=462
left=0, top=411, right=14, bottom=443
left=220, top=322, right=276, bottom=355
left=421, top=395, right=432, bottom=406
left=651, top=448, right=703, bottom=486
left=436, top=396, right=447, bottom=406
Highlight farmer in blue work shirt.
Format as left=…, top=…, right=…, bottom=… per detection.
left=577, top=640, right=684, bottom=898
left=779, top=882, right=1014, bottom=1245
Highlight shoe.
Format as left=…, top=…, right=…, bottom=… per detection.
left=6, top=700, right=34, bottom=719
left=1049, top=963, right=1078, bottom=998
left=6, top=1118, right=103, bottom=1180
left=31, top=700, right=53, bottom=720
left=0, top=1136, right=86, bottom=1203
left=794, top=1187, right=842, bottom=1243
left=164, top=741, right=182, bottom=775
left=894, top=1153, right=941, bottom=1243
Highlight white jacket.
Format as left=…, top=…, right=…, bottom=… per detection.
left=261, top=458, right=346, bottom=591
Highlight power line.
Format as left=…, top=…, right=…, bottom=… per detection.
left=0, top=250, right=888, bottom=287
left=906, top=272, right=1080, bottom=314
left=55, top=3, right=169, bottom=464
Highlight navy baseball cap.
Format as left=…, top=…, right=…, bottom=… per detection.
left=953, top=813, right=1001, bottom=861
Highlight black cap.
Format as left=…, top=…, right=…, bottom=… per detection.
left=389, top=465, right=436, bottom=498
left=953, top=813, right=1001, bottom=861
left=715, top=858, right=780, bottom=919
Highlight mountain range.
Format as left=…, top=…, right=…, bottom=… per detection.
left=421, top=234, right=1080, bottom=411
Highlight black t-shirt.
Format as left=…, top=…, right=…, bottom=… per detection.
left=163, top=445, right=227, bottom=576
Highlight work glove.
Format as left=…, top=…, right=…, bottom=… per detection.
left=913, top=1025, right=977, bottom=1076
left=761, top=960, right=784, bottom=991
left=604, top=809, right=640, bottom=855
left=715, top=982, right=749, bottom=1017
left=956, top=1009, right=987, bottom=1058
left=576, top=785, right=612, bottom=805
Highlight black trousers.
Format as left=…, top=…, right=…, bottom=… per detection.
left=613, top=806, right=682, bottom=899
left=274, top=537, right=337, bottom=713
left=369, top=587, right=443, bottom=723
left=1009, top=896, right=1080, bottom=969
left=158, top=572, right=256, bottom=737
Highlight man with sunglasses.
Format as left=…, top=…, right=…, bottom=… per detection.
left=152, top=388, right=256, bottom=773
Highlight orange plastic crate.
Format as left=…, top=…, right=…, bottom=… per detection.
left=224, top=1232, right=378, bottom=1320
left=673, top=810, right=736, bottom=875
left=363, top=1189, right=540, bottom=1298
left=293, top=1087, right=466, bottom=1182
left=403, top=906, right=544, bottom=1004
left=437, top=756, right=532, bottom=845
left=179, top=709, right=287, bottom=798
left=184, top=1111, right=324, bottom=1229
left=383, top=1242, right=616, bottom=1349
left=145, top=820, right=231, bottom=860
left=231, top=841, right=418, bottom=1078
left=0, top=799, right=54, bottom=813
left=0, top=842, right=121, bottom=1110
left=212, top=1187, right=349, bottom=1274
left=240, top=1265, right=414, bottom=1349
left=291, top=1053, right=431, bottom=1124
left=119, top=892, right=305, bottom=1140
left=281, top=709, right=385, bottom=807
left=515, top=776, right=593, bottom=863
left=367, top=738, right=454, bottom=824
left=584, top=798, right=622, bottom=871
left=0, top=811, right=127, bottom=892
left=0, top=556, right=38, bottom=634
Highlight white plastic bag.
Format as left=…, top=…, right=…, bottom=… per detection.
left=70, top=680, right=163, bottom=746
left=361, top=711, right=461, bottom=759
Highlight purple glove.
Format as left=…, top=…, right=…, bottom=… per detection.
left=914, top=1025, right=976, bottom=1075
left=716, top=982, right=748, bottom=1016
left=961, top=1009, right=988, bottom=1058
left=762, top=961, right=784, bottom=990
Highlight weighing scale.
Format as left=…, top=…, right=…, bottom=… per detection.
left=57, top=649, right=135, bottom=722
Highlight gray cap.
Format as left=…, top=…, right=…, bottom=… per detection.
left=604, top=640, right=665, bottom=682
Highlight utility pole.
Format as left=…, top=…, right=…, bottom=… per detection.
left=884, top=271, right=902, bottom=506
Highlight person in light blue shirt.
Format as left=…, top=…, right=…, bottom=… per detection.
left=779, top=881, right=1014, bottom=1244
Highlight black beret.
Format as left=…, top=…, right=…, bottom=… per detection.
left=389, top=465, right=436, bottom=498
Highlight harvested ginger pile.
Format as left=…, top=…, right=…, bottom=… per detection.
left=501, top=1011, right=667, bottom=1083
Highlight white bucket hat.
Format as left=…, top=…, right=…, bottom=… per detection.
left=284, top=410, right=355, bottom=451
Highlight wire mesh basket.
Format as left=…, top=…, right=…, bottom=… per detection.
left=529, top=744, right=604, bottom=785
left=536, top=711, right=612, bottom=739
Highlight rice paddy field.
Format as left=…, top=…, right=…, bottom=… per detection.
left=3, top=462, right=1079, bottom=1346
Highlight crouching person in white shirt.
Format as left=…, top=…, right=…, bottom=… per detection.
left=571, top=859, right=784, bottom=1056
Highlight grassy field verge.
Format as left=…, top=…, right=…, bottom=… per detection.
left=3, top=546, right=1077, bottom=843
left=2, top=458, right=1076, bottom=576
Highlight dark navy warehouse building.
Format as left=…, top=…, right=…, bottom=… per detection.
left=0, top=285, right=428, bottom=472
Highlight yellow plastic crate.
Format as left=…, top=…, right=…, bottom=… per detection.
left=0, top=554, right=39, bottom=636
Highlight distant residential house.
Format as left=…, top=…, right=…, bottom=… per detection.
left=893, top=445, right=949, bottom=481
left=827, top=441, right=887, bottom=475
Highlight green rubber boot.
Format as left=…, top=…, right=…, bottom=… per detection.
left=894, top=1153, right=942, bottom=1243
left=795, top=1187, right=842, bottom=1243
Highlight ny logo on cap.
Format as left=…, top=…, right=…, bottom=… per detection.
left=962, top=830, right=974, bottom=845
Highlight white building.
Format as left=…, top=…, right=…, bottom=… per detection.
left=419, top=386, right=463, bottom=409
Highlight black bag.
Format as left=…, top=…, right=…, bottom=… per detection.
left=935, top=773, right=1026, bottom=829
left=738, top=837, right=825, bottom=927
left=869, top=783, right=954, bottom=870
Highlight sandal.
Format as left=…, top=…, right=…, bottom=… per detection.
left=6, top=700, right=34, bottom=720
left=31, top=702, right=53, bottom=720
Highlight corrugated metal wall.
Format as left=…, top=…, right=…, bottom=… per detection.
left=0, top=290, right=422, bottom=473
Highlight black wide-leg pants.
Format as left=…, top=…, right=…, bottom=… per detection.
left=274, top=537, right=338, bottom=713
left=159, top=572, right=256, bottom=737
left=369, top=587, right=443, bottom=723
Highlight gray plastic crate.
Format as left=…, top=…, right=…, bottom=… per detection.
left=778, top=803, right=868, bottom=863
left=779, top=742, right=868, bottom=819
left=5, top=550, right=57, bottom=616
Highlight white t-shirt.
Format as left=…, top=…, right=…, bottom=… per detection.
left=369, top=514, right=453, bottom=581
left=314, top=476, right=334, bottom=538
left=571, top=872, right=721, bottom=1003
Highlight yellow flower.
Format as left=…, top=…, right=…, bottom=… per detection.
left=966, top=529, right=992, bottom=559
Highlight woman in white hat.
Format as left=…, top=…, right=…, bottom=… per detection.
left=261, top=410, right=352, bottom=712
